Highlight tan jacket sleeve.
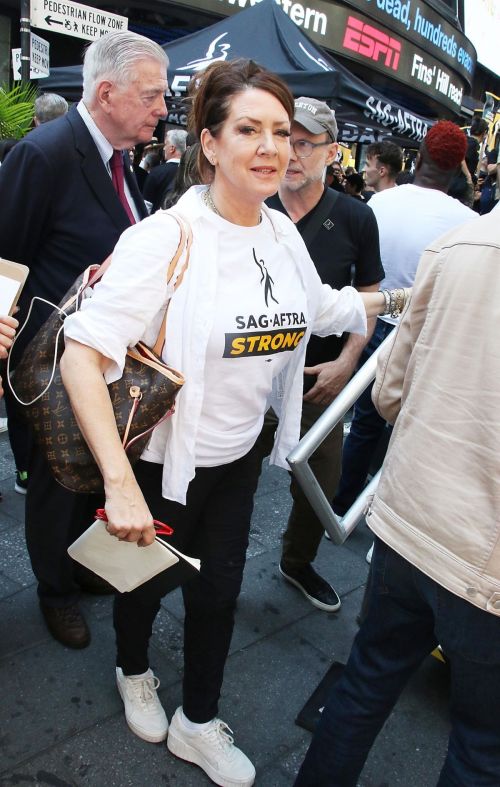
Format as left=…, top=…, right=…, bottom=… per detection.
left=372, top=247, right=441, bottom=424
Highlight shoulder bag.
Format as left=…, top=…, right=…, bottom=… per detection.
left=9, top=212, right=192, bottom=494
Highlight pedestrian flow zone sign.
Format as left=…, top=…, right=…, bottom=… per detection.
left=12, top=32, right=50, bottom=80
left=31, top=0, right=128, bottom=42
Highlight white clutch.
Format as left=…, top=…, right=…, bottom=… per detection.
left=68, top=519, right=200, bottom=593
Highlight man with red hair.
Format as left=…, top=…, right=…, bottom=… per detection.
left=333, top=121, right=477, bottom=524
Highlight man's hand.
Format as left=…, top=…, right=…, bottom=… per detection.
left=303, top=355, right=355, bottom=406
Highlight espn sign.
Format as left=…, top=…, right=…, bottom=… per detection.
left=343, top=15, right=401, bottom=71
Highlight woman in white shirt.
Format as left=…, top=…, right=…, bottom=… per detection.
left=61, top=59, right=404, bottom=787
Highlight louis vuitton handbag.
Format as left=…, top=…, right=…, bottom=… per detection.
left=10, top=212, right=192, bottom=494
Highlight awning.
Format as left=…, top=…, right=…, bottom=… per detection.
left=43, top=0, right=433, bottom=143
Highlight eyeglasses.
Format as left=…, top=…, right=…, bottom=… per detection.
left=291, top=138, right=332, bottom=158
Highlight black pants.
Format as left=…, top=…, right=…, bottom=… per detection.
left=25, top=442, right=103, bottom=606
left=114, top=447, right=261, bottom=723
left=255, top=407, right=343, bottom=569
left=3, top=373, right=31, bottom=473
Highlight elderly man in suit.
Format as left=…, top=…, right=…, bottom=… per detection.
left=0, top=30, right=168, bottom=649
left=143, top=127, right=188, bottom=212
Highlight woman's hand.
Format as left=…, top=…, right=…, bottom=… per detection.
left=0, top=315, right=18, bottom=360
left=104, top=477, right=156, bottom=546
left=0, top=315, right=18, bottom=398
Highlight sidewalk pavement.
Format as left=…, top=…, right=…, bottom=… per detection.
left=0, top=426, right=450, bottom=787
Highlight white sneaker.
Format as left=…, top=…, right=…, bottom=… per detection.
left=167, top=707, right=255, bottom=787
left=0, top=417, right=7, bottom=434
left=116, top=667, right=168, bottom=743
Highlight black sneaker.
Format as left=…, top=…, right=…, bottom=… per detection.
left=14, top=470, right=28, bottom=495
left=279, top=562, right=341, bottom=612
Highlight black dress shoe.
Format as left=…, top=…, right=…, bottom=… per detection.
left=40, top=602, right=91, bottom=649
left=279, top=562, right=341, bottom=612
left=74, top=564, right=115, bottom=595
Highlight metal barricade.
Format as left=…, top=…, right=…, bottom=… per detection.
left=286, top=330, right=395, bottom=545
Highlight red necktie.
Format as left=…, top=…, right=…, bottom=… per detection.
left=110, top=150, right=136, bottom=224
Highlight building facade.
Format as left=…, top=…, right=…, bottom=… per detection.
left=0, top=0, right=498, bottom=123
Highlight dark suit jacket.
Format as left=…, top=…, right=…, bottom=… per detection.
left=143, top=161, right=179, bottom=212
left=0, top=105, right=148, bottom=357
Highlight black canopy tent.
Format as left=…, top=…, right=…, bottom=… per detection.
left=43, top=0, right=432, bottom=144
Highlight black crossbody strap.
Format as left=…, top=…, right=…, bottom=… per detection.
left=300, top=188, right=339, bottom=248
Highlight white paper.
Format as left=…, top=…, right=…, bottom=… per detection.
left=0, top=276, right=19, bottom=315
left=68, top=519, right=200, bottom=592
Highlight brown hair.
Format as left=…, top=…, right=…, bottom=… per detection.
left=365, top=141, right=403, bottom=178
left=162, top=142, right=204, bottom=209
left=188, top=59, right=295, bottom=182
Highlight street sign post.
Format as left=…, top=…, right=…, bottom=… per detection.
left=12, top=49, right=44, bottom=80
left=12, top=32, right=50, bottom=80
left=30, top=0, right=128, bottom=42
left=30, top=32, right=50, bottom=74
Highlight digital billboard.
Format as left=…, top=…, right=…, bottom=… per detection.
left=463, top=0, right=500, bottom=75
left=173, top=0, right=468, bottom=111
left=343, top=0, right=475, bottom=85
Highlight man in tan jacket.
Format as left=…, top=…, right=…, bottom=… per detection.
left=295, top=208, right=500, bottom=786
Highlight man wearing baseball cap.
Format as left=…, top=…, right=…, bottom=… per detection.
left=257, top=97, right=384, bottom=611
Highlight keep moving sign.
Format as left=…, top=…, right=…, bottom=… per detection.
left=12, top=32, right=49, bottom=80
left=13, top=1, right=128, bottom=80
left=30, top=0, right=128, bottom=42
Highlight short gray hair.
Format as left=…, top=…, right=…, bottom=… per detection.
left=34, top=93, right=68, bottom=123
left=166, top=128, right=188, bottom=154
left=82, top=31, right=168, bottom=103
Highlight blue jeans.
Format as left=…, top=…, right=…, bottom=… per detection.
left=294, top=538, right=500, bottom=787
left=333, top=320, right=394, bottom=517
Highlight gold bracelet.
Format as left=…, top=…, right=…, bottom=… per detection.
left=380, top=289, right=391, bottom=315
left=380, top=288, right=411, bottom=318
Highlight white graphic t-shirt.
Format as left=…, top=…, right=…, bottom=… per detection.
left=64, top=185, right=367, bottom=501
left=195, top=211, right=307, bottom=465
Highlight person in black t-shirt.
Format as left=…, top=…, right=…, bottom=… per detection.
left=465, top=116, right=488, bottom=182
left=480, top=133, right=500, bottom=214
left=462, top=118, right=488, bottom=212
left=327, top=161, right=345, bottom=192
left=344, top=172, right=367, bottom=201
left=258, top=97, right=384, bottom=613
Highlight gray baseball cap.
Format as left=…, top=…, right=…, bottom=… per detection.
left=294, top=97, right=338, bottom=142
